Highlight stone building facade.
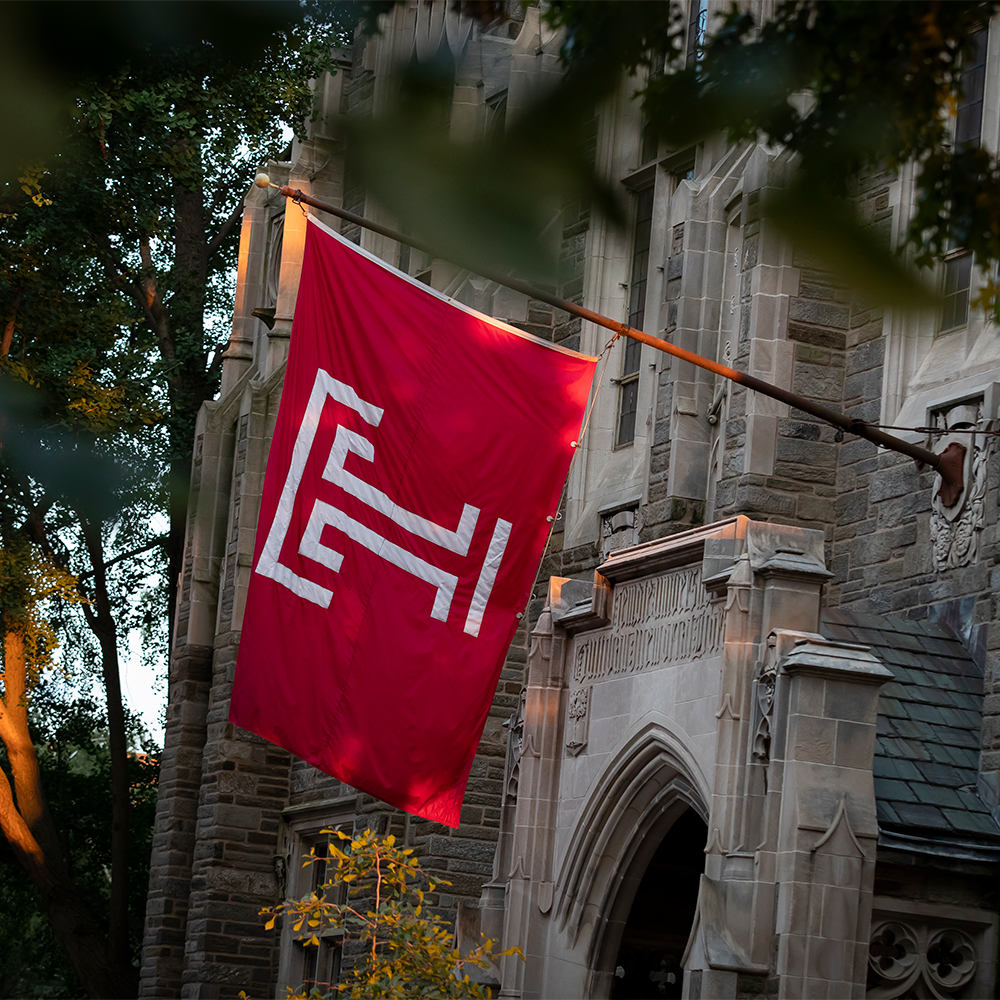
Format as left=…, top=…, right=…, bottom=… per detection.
left=140, top=3, right=1000, bottom=998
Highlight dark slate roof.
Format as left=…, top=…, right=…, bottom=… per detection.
left=820, top=608, right=1000, bottom=852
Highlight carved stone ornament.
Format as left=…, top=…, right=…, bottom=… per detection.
left=501, top=688, right=525, bottom=807
left=925, top=928, right=977, bottom=993
left=601, top=505, right=641, bottom=559
left=565, top=686, right=590, bottom=757
left=867, top=919, right=979, bottom=998
left=868, top=922, right=920, bottom=984
left=930, top=401, right=994, bottom=572
left=263, top=209, right=285, bottom=308
left=573, top=567, right=725, bottom=684
left=752, top=631, right=779, bottom=769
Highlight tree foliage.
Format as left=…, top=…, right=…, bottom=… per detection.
left=555, top=0, right=1000, bottom=311
left=0, top=158, right=166, bottom=994
left=0, top=687, right=159, bottom=999
left=0, top=356, right=161, bottom=996
left=1, top=1, right=355, bottom=637
left=260, top=829, right=520, bottom=999
left=0, top=6, right=356, bottom=995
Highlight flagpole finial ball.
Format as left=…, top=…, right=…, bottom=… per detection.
left=254, top=172, right=272, bottom=189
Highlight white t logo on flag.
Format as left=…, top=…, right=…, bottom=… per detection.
left=255, top=367, right=512, bottom=638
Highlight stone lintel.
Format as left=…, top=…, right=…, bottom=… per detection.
left=280, top=793, right=357, bottom=818
left=598, top=515, right=749, bottom=583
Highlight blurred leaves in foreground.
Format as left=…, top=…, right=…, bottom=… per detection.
left=341, top=0, right=1000, bottom=319
left=0, top=1, right=313, bottom=179
left=340, top=42, right=623, bottom=284
left=764, top=184, right=938, bottom=313
left=0, top=372, right=127, bottom=525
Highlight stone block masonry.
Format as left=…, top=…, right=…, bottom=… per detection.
left=178, top=633, right=291, bottom=1000
left=717, top=230, right=848, bottom=537
left=139, top=643, right=213, bottom=998
left=337, top=42, right=374, bottom=247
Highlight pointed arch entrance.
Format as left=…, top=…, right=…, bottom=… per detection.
left=552, top=725, right=710, bottom=999
left=610, top=808, right=706, bottom=999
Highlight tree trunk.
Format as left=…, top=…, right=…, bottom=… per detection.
left=45, top=880, right=138, bottom=1000
left=80, top=520, right=134, bottom=990
left=0, top=628, right=137, bottom=998
left=164, top=165, right=216, bottom=642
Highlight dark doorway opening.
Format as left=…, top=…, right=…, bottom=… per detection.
left=610, top=808, right=706, bottom=999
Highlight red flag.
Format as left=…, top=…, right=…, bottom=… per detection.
left=230, top=217, right=596, bottom=827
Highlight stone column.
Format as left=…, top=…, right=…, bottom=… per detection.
left=219, top=166, right=287, bottom=400
left=139, top=643, right=213, bottom=998
left=140, top=404, right=233, bottom=997
left=694, top=520, right=834, bottom=995
left=178, top=383, right=291, bottom=999
left=497, top=578, right=574, bottom=999
left=769, top=638, right=892, bottom=999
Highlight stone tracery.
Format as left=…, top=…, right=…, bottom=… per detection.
left=867, top=919, right=980, bottom=998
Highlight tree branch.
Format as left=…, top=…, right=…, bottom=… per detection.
left=86, top=231, right=150, bottom=321
left=2, top=288, right=22, bottom=358
left=206, top=340, right=227, bottom=379
left=135, top=236, right=178, bottom=368
left=0, top=762, right=46, bottom=876
left=21, top=497, right=55, bottom=561
left=138, top=237, right=157, bottom=311
left=206, top=195, right=246, bottom=262
left=76, top=535, right=168, bottom=581
left=19, top=496, right=90, bottom=613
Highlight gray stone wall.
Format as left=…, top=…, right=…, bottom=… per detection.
left=716, top=237, right=845, bottom=534
left=642, top=213, right=704, bottom=542
left=140, top=643, right=213, bottom=997
left=178, top=632, right=291, bottom=1000
left=338, top=39, right=374, bottom=246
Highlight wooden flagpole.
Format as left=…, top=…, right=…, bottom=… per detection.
left=254, top=174, right=966, bottom=508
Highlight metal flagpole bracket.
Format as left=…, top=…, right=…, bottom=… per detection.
left=934, top=441, right=967, bottom=508
left=255, top=175, right=965, bottom=509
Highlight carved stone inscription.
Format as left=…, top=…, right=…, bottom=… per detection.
left=572, top=567, right=724, bottom=683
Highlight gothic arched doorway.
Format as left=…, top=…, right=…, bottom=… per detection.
left=610, top=808, right=706, bottom=999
